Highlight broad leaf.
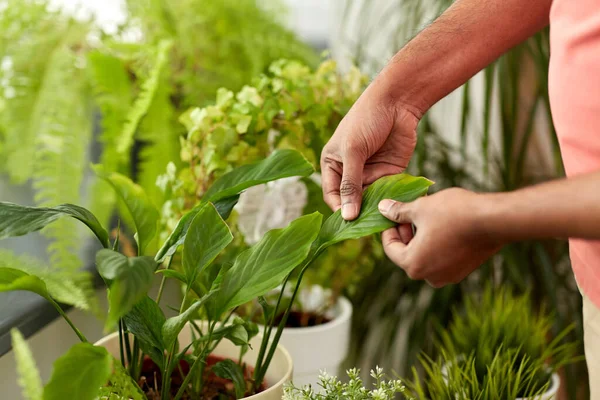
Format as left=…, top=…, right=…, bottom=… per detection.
left=162, top=291, right=216, bottom=349
left=183, top=203, right=233, bottom=282
left=213, top=212, right=322, bottom=316
left=93, top=166, right=159, bottom=254
left=0, top=202, right=108, bottom=248
left=155, top=269, right=187, bottom=283
left=11, top=329, right=43, bottom=400
left=213, top=195, right=240, bottom=220
left=314, top=174, right=432, bottom=251
left=212, top=359, right=246, bottom=398
left=0, top=268, right=49, bottom=300
left=43, top=343, right=112, bottom=400
left=204, top=149, right=314, bottom=202
left=123, top=296, right=166, bottom=350
left=96, top=249, right=157, bottom=327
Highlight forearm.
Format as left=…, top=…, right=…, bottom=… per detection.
left=372, top=0, right=552, bottom=115
left=480, top=171, right=600, bottom=242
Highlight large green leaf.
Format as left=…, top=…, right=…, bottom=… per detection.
left=43, top=343, right=112, bottom=400
left=0, top=268, right=49, bottom=300
left=162, top=291, right=216, bottom=349
left=212, top=359, right=246, bottom=398
left=0, top=202, right=109, bottom=248
left=96, top=249, right=157, bottom=328
left=204, top=149, right=314, bottom=202
left=155, top=203, right=203, bottom=263
left=93, top=166, right=159, bottom=254
left=314, top=174, right=433, bottom=251
left=11, top=329, right=43, bottom=400
left=212, top=212, right=322, bottom=316
left=123, top=296, right=166, bottom=350
left=183, top=203, right=233, bottom=282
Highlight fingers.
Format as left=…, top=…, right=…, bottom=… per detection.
left=339, top=157, right=365, bottom=220
left=321, top=162, right=342, bottom=211
left=398, top=224, right=414, bottom=244
left=381, top=228, right=408, bottom=267
left=378, top=199, right=414, bottom=223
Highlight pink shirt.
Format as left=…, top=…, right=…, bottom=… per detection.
left=549, top=0, right=600, bottom=307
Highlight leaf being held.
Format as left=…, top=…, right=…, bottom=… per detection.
left=11, top=329, right=43, bottom=400
left=43, top=343, right=112, bottom=400
left=314, top=174, right=433, bottom=251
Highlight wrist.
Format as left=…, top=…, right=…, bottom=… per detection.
left=472, top=192, right=514, bottom=246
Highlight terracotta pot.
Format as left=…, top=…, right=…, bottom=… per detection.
left=95, top=322, right=293, bottom=400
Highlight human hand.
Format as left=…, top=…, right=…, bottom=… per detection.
left=378, top=188, right=504, bottom=287
left=321, top=78, right=421, bottom=220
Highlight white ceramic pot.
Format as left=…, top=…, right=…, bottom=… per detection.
left=269, top=296, right=353, bottom=388
left=95, top=322, right=293, bottom=400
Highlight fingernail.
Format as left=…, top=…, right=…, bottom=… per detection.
left=342, top=203, right=357, bottom=220
left=378, top=199, right=395, bottom=214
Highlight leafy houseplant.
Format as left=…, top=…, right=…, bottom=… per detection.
left=0, top=148, right=432, bottom=399
left=283, top=367, right=411, bottom=400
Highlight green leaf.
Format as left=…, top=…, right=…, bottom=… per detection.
left=213, top=195, right=240, bottom=220
left=314, top=174, right=433, bottom=251
left=11, top=329, right=43, bottom=400
left=162, top=291, right=216, bottom=349
left=225, top=318, right=249, bottom=346
left=0, top=268, right=49, bottom=300
left=212, top=359, right=246, bottom=398
left=96, top=249, right=157, bottom=327
left=155, top=269, right=187, bottom=283
left=43, top=343, right=112, bottom=400
left=183, top=203, right=233, bottom=282
left=204, top=149, right=314, bottom=202
left=0, top=202, right=109, bottom=248
left=123, top=296, right=166, bottom=350
left=98, top=359, right=145, bottom=400
left=93, top=166, right=159, bottom=254
left=213, top=212, right=322, bottom=315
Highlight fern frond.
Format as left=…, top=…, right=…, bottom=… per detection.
left=98, top=359, right=145, bottom=400
left=117, top=39, right=172, bottom=158
left=87, top=51, right=134, bottom=227
left=11, top=329, right=43, bottom=400
left=0, top=0, right=70, bottom=183
left=0, top=249, right=99, bottom=313
left=30, top=23, right=93, bottom=271
left=136, top=68, right=180, bottom=207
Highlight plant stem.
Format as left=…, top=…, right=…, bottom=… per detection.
left=156, top=255, right=173, bottom=305
left=123, top=320, right=133, bottom=370
left=175, top=322, right=215, bottom=400
left=118, top=320, right=126, bottom=367
left=48, top=297, right=88, bottom=343
left=161, top=288, right=190, bottom=400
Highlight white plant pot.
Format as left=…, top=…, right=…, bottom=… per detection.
left=266, top=296, right=353, bottom=388
left=95, top=322, right=293, bottom=400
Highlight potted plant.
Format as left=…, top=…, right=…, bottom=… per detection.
left=0, top=149, right=432, bottom=399
left=283, top=367, right=411, bottom=400
left=424, top=286, right=581, bottom=400
left=160, top=58, right=372, bottom=385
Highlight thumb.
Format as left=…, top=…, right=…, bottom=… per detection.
left=340, top=156, right=365, bottom=220
left=378, top=199, right=414, bottom=223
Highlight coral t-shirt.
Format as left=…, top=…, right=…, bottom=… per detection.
left=549, top=0, right=600, bottom=307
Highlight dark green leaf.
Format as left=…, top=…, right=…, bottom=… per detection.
left=314, top=174, right=433, bottom=251
left=93, top=166, right=159, bottom=254
left=155, top=203, right=203, bottom=263
left=162, top=291, right=216, bottom=349
left=96, top=249, right=157, bottom=328
left=43, top=343, right=112, bottom=400
left=183, top=203, right=233, bottom=282
left=123, top=296, right=166, bottom=350
left=225, top=323, right=249, bottom=346
left=213, top=212, right=322, bottom=316
left=11, top=329, right=43, bottom=400
left=155, top=269, right=187, bottom=283
left=0, top=268, right=49, bottom=300
left=204, top=149, right=314, bottom=202
left=213, top=195, right=240, bottom=220
left=0, top=202, right=108, bottom=248
left=212, top=359, right=246, bottom=398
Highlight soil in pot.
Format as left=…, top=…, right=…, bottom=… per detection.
left=272, top=311, right=331, bottom=327
left=137, top=354, right=267, bottom=400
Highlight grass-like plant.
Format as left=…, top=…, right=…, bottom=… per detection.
left=0, top=149, right=432, bottom=399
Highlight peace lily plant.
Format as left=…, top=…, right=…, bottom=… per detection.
left=0, top=149, right=431, bottom=400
